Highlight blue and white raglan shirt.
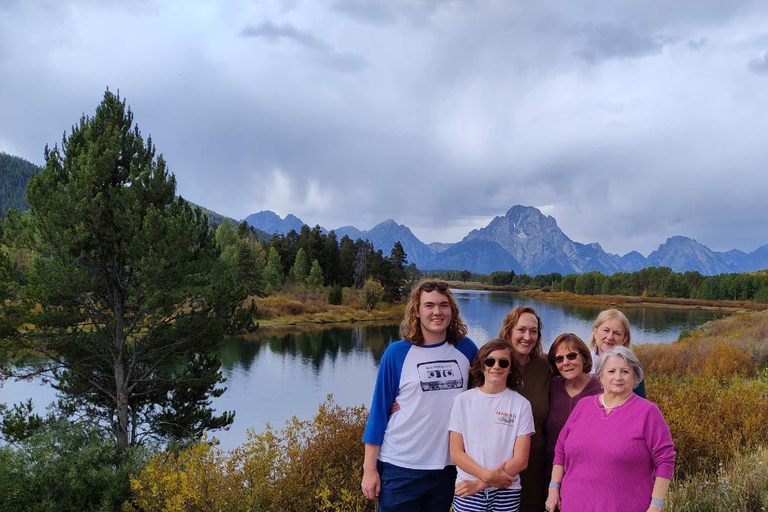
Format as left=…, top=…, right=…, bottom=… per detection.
left=363, top=337, right=478, bottom=470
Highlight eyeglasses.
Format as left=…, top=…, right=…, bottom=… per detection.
left=553, top=352, right=579, bottom=364
left=484, top=357, right=511, bottom=369
left=420, top=282, right=448, bottom=292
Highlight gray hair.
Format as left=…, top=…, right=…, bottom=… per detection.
left=595, top=346, right=644, bottom=390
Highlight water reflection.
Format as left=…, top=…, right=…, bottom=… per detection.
left=3, top=290, right=720, bottom=451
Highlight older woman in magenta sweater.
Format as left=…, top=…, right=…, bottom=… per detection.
left=545, top=347, right=675, bottom=512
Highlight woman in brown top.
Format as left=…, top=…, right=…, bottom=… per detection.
left=499, top=306, right=551, bottom=512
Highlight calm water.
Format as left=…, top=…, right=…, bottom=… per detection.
left=2, top=290, right=719, bottom=450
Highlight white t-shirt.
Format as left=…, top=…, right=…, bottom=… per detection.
left=449, top=387, right=535, bottom=490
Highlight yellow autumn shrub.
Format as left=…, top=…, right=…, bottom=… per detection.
left=126, top=397, right=374, bottom=512
left=649, top=374, right=768, bottom=476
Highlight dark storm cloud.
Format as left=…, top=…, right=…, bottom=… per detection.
left=748, top=51, right=768, bottom=74
left=572, top=23, right=677, bottom=63
left=4, top=1, right=768, bottom=255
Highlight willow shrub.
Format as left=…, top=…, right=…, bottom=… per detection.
left=648, top=374, right=768, bottom=476
left=666, top=446, right=768, bottom=512
left=126, top=396, right=374, bottom=512
left=635, top=339, right=755, bottom=380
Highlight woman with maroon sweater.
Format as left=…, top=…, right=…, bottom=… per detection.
left=543, top=333, right=601, bottom=483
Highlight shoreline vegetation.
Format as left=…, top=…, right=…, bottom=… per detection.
left=126, top=306, right=768, bottom=512
left=253, top=283, right=767, bottom=330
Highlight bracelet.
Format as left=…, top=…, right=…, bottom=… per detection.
left=549, top=481, right=561, bottom=489
left=651, top=497, right=663, bottom=508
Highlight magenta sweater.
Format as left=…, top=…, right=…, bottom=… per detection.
left=553, top=394, right=676, bottom=512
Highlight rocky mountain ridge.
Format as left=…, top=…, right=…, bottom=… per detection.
left=243, top=206, right=768, bottom=276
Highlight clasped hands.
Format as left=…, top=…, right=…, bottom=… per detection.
left=455, top=461, right=518, bottom=498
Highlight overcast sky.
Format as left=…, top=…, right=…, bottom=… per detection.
left=2, top=0, right=768, bottom=256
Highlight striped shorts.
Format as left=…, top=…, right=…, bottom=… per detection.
left=453, top=487, right=522, bottom=512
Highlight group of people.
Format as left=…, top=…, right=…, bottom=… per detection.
left=362, top=279, right=676, bottom=512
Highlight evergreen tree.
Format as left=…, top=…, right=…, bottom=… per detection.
left=291, top=247, right=310, bottom=283
left=306, top=259, right=324, bottom=290
left=338, top=235, right=356, bottom=288
left=264, top=246, right=283, bottom=289
left=2, top=91, right=250, bottom=455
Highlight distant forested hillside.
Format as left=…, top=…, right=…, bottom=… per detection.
left=0, top=152, right=39, bottom=216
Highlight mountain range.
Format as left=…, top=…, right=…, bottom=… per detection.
left=2, top=153, right=766, bottom=277
left=243, top=206, right=768, bottom=276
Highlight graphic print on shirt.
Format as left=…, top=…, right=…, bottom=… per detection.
left=417, top=359, right=464, bottom=391
left=495, top=411, right=518, bottom=427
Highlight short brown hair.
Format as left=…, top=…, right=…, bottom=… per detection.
left=468, top=339, right=523, bottom=391
left=498, top=306, right=544, bottom=359
left=547, top=333, right=593, bottom=376
left=399, top=279, right=468, bottom=346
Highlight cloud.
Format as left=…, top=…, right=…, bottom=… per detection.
left=687, top=38, right=708, bottom=50
left=572, top=23, right=677, bottom=63
left=239, top=21, right=332, bottom=51
left=748, top=50, right=768, bottom=74
left=238, top=20, right=366, bottom=72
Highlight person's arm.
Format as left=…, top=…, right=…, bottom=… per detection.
left=450, top=431, right=515, bottom=489
left=645, top=476, right=671, bottom=512
left=503, top=434, right=531, bottom=477
left=361, top=443, right=381, bottom=501
left=545, top=464, right=564, bottom=512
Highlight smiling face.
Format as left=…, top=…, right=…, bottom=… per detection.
left=416, top=289, right=452, bottom=345
left=599, top=355, right=635, bottom=400
left=510, top=312, right=539, bottom=362
left=593, top=317, right=629, bottom=354
left=554, top=343, right=586, bottom=382
left=483, top=348, right=513, bottom=390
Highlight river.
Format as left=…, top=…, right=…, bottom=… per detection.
left=1, top=290, right=719, bottom=450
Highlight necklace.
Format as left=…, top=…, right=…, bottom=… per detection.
left=600, top=393, right=630, bottom=412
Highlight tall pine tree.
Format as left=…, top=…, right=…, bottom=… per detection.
left=4, top=91, right=250, bottom=454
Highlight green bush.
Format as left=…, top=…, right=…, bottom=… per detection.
left=0, top=420, right=152, bottom=512
left=328, top=283, right=343, bottom=305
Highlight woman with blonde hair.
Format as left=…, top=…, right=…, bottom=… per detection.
left=588, top=309, right=646, bottom=398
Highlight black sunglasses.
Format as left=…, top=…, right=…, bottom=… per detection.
left=553, top=352, right=579, bottom=364
left=483, top=357, right=511, bottom=369
left=420, top=282, right=448, bottom=292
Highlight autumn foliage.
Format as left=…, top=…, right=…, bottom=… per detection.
left=125, top=397, right=374, bottom=512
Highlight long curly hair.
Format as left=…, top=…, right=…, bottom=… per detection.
left=498, top=306, right=544, bottom=359
left=468, top=339, right=523, bottom=391
left=399, top=279, right=468, bottom=346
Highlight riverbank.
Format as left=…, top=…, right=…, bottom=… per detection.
left=253, top=293, right=403, bottom=328
left=252, top=284, right=767, bottom=329
left=517, top=288, right=768, bottom=313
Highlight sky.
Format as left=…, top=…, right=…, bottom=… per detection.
left=2, top=0, right=768, bottom=257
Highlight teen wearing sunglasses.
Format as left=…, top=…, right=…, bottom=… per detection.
left=449, top=339, right=534, bottom=512
left=543, top=333, right=600, bottom=485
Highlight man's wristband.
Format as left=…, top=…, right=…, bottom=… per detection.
left=549, top=481, right=561, bottom=489
left=651, top=497, right=663, bottom=508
